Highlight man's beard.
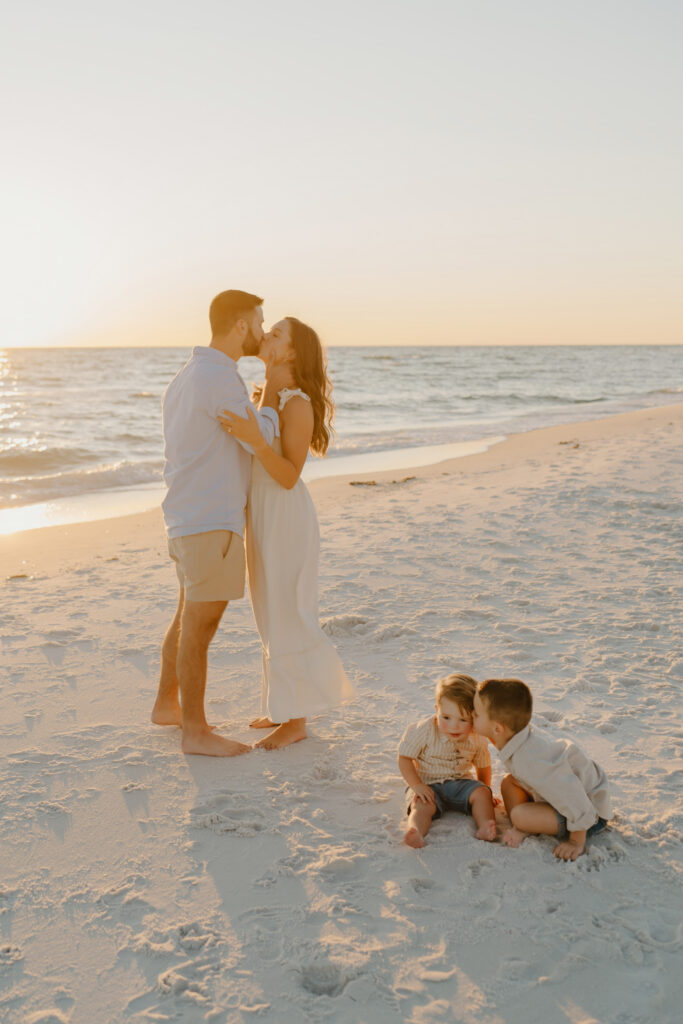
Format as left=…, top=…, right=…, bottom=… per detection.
left=242, top=326, right=262, bottom=357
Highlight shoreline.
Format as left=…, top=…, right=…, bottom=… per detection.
left=0, top=436, right=506, bottom=537
left=2, top=396, right=681, bottom=540
left=1, top=403, right=679, bottom=576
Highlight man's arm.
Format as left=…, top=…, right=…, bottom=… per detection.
left=214, top=362, right=291, bottom=453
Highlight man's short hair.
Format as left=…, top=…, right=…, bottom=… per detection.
left=209, top=290, right=263, bottom=336
left=479, top=679, right=532, bottom=734
left=435, top=673, right=479, bottom=716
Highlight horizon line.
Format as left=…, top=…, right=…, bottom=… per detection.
left=2, top=341, right=682, bottom=352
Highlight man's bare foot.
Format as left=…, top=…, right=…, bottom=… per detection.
left=151, top=698, right=182, bottom=726
left=403, top=826, right=426, bottom=849
left=475, top=819, right=497, bottom=842
left=249, top=716, right=280, bottom=729
left=253, top=719, right=307, bottom=750
left=152, top=704, right=218, bottom=732
left=182, top=729, right=250, bottom=757
left=502, top=826, right=528, bottom=848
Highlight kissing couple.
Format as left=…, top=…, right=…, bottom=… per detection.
left=152, top=289, right=354, bottom=756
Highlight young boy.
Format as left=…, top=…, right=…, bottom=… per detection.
left=472, top=678, right=612, bottom=861
left=398, top=673, right=496, bottom=849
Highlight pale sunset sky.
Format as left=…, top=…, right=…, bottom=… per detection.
left=2, top=1, right=682, bottom=347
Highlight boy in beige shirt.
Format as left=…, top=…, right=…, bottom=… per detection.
left=472, top=678, right=612, bottom=861
left=398, top=673, right=496, bottom=848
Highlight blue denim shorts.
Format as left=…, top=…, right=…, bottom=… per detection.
left=556, top=814, right=608, bottom=840
left=406, top=779, right=489, bottom=819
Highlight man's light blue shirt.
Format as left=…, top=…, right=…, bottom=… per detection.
left=162, top=346, right=279, bottom=539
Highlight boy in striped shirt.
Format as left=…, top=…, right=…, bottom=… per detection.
left=398, top=673, right=496, bottom=848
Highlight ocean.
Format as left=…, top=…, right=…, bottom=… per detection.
left=0, top=345, right=680, bottom=531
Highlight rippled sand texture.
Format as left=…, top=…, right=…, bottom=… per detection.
left=1, top=404, right=681, bottom=1024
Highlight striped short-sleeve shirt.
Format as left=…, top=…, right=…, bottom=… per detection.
left=398, top=715, right=491, bottom=785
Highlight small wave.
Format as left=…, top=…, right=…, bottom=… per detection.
left=0, top=446, right=99, bottom=474
left=648, top=387, right=683, bottom=395
left=453, top=392, right=604, bottom=405
left=0, top=458, right=163, bottom=509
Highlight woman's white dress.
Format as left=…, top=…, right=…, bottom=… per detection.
left=246, top=388, right=355, bottom=722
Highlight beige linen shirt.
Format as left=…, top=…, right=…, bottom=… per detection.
left=398, top=715, right=491, bottom=785
left=499, top=724, right=612, bottom=832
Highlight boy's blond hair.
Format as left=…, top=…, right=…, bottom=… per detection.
left=435, top=673, right=479, bottom=716
left=479, top=678, right=533, bottom=735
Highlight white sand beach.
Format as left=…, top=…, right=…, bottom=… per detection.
left=1, top=404, right=681, bottom=1024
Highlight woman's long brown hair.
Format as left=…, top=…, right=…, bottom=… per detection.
left=254, top=317, right=335, bottom=455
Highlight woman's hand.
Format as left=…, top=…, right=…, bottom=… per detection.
left=218, top=407, right=268, bottom=451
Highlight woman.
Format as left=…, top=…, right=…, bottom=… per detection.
left=219, top=317, right=355, bottom=749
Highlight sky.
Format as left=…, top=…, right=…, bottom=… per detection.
left=2, top=1, right=682, bottom=347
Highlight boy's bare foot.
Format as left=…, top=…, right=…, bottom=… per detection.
left=403, top=826, right=426, bottom=849
left=253, top=719, right=307, bottom=750
left=502, top=826, right=528, bottom=848
left=475, top=819, right=497, bottom=842
left=182, top=729, right=250, bottom=757
left=553, top=839, right=585, bottom=861
left=249, top=716, right=280, bottom=729
left=151, top=698, right=183, bottom=727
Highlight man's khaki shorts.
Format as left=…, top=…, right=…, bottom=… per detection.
left=168, top=530, right=245, bottom=602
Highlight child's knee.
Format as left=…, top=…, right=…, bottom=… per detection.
left=509, top=803, right=527, bottom=827
left=410, top=796, right=435, bottom=817
left=469, top=785, right=490, bottom=806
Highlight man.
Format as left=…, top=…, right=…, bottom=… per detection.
left=152, top=290, right=289, bottom=757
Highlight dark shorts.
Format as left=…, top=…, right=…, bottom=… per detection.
left=556, top=814, right=609, bottom=840
left=406, top=779, right=489, bottom=819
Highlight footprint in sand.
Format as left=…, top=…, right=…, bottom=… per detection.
left=0, top=942, right=23, bottom=965
left=39, top=642, right=67, bottom=667
left=191, top=792, right=268, bottom=837
left=92, top=875, right=152, bottom=924
left=321, top=614, right=369, bottom=636
left=467, top=859, right=494, bottom=879
left=120, top=648, right=150, bottom=675
left=238, top=906, right=296, bottom=961
left=123, top=918, right=234, bottom=1020
left=298, top=961, right=352, bottom=997
left=536, top=709, right=562, bottom=723
left=410, top=878, right=436, bottom=894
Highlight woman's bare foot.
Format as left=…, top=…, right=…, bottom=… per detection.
left=151, top=698, right=183, bottom=727
left=249, top=716, right=280, bottom=729
left=182, top=728, right=250, bottom=757
left=502, top=826, right=528, bottom=848
left=403, top=826, right=426, bottom=849
left=475, top=819, right=497, bottom=842
left=253, top=719, right=307, bottom=750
